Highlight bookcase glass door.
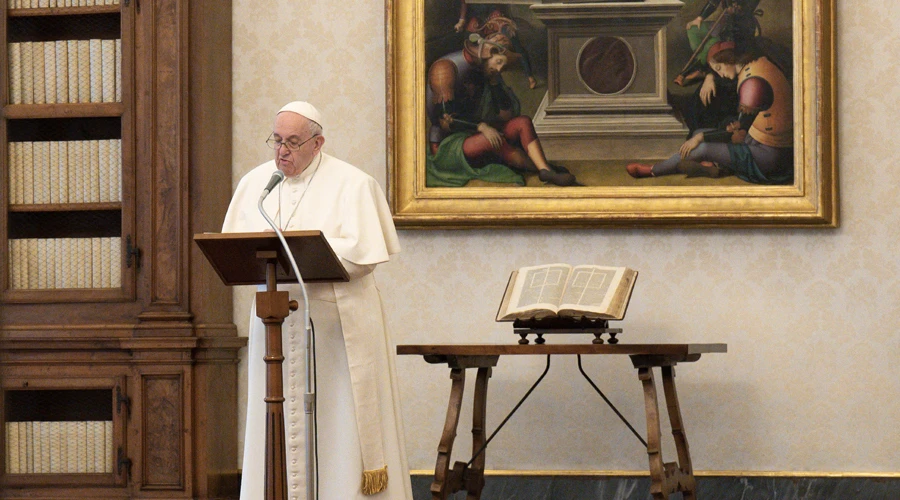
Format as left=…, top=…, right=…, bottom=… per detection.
left=1, top=376, right=127, bottom=488
left=2, top=2, right=132, bottom=303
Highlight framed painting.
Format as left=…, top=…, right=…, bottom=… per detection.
left=387, top=0, right=836, bottom=228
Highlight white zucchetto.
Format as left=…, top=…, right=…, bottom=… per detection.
left=277, top=101, right=323, bottom=130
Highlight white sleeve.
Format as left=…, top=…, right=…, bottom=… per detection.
left=326, top=176, right=401, bottom=266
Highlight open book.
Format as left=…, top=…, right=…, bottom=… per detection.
left=496, top=263, right=638, bottom=322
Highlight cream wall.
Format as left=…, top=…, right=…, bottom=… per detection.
left=232, top=0, right=899, bottom=473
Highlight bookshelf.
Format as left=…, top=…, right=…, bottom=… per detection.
left=1, top=1, right=243, bottom=498
left=4, top=3, right=128, bottom=303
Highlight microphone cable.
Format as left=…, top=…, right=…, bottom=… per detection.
left=257, top=175, right=319, bottom=499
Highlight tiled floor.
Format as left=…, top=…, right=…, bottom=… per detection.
left=411, top=474, right=900, bottom=500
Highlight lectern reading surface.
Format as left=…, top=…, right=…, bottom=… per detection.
left=194, top=230, right=349, bottom=285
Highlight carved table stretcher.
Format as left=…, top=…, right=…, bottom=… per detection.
left=397, top=343, right=726, bottom=500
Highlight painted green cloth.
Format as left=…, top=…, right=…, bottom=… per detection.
left=687, top=22, right=719, bottom=64
left=425, top=132, right=525, bottom=187
left=727, top=143, right=793, bottom=185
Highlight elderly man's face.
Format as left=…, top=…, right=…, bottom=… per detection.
left=272, top=112, right=323, bottom=177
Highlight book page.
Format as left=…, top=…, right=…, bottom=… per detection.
left=497, top=263, right=571, bottom=320
left=558, top=266, right=636, bottom=320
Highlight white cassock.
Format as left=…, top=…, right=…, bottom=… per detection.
left=222, top=152, right=412, bottom=500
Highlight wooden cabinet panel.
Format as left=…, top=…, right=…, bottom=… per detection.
left=0, top=1, right=243, bottom=498
left=141, top=374, right=184, bottom=489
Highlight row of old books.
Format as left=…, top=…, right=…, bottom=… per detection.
left=7, top=0, right=120, bottom=10
left=4, top=421, right=113, bottom=474
left=7, top=39, right=121, bottom=105
left=8, top=140, right=122, bottom=205
left=7, top=237, right=122, bottom=290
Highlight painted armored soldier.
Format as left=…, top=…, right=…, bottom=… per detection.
left=627, top=41, right=793, bottom=185
left=425, top=17, right=576, bottom=187
left=454, top=0, right=538, bottom=89
left=674, top=0, right=764, bottom=136
left=690, top=0, right=762, bottom=52
left=676, top=0, right=762, bottom=84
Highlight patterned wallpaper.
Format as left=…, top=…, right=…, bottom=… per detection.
left=232, top=0, right=899, bottom=473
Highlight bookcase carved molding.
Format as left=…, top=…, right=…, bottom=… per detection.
left=1, top=1, right=243, bottom=498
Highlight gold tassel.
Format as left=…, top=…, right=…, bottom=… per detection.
left=361, top=465, right=388, bottom=495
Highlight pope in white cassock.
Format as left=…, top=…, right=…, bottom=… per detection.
left=222, top=101, right=412, bottom=499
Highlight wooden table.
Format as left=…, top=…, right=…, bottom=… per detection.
left=397, top=343, right=726, bottom=500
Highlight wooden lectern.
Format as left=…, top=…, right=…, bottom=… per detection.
left=194, top=230, right=348, bottom=500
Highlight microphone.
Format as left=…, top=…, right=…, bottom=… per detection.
left=260, top=170, right=285, bottom=200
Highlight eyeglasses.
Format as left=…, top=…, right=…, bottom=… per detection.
left=266, top=133, right=318, bottom=152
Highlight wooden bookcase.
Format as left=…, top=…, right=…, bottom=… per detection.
left=0, top=1, right=245, bottom=498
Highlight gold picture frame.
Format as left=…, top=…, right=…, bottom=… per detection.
left=387, top=0, right=836, bottom=228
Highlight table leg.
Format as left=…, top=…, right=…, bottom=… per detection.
left=431, top=368, right=466, bottom=500
left=637, top=367, right=667, bottom=499
left=465, top=366, right=491, bottom=500
left=662, top=365, right=696, bottom=499
left=637, top=365, right=698, bottom=500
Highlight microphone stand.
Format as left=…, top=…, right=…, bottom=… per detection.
left=258, top=175, right=318, bottom=500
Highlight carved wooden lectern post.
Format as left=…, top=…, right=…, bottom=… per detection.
left=194, top=230, right=348, bottom=500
